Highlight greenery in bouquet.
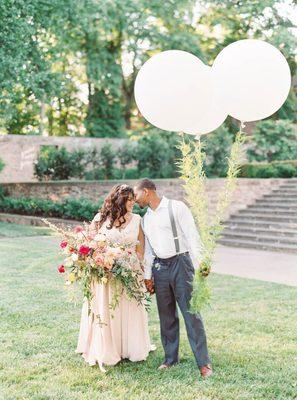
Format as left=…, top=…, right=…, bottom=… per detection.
left=42, top=219, right=150, bottom=312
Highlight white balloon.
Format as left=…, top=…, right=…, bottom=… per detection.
left=184, top=68, right=228, bottom=135
left=212, top=39, right=291, bottom=122
left=134, top=50, right=213, bottom=132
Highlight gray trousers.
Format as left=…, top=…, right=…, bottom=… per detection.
left=152, top=252, right=210, bottom=367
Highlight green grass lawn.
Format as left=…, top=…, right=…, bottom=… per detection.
left=0, top=223, right=296, bottom=400
left=0, top=221, right=53, bottom=237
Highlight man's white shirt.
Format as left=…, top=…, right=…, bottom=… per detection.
left=141, top=196, right=203, bottom=279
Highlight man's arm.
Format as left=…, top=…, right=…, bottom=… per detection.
left=143, top=234, right=154, bottom=279
left=141, top=218, right=155, bottom=293
left=176, top=201, right=203, bottom=270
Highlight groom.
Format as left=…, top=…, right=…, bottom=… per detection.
left=134, top=178, right=212, bottom=378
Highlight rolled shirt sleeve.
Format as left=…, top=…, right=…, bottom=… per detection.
left=141, top=217, right=154, bottom=279
left=177, top=201, right=203, bottom=269
left=143, top=234, right=154, bottom=279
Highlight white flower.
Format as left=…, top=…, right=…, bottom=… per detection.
left=94, top=233, right=107, bottom=242
left=65, top=257, right=74, bottom=267
left=71, top=253, right=78, bottom=262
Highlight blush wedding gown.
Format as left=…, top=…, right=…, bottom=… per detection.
left=76, top=213, right=153, bottom=371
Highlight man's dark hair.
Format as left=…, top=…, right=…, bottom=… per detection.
left=136, top=178, right=156, bottom=191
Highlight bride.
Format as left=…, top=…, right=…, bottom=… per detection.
left=76, top=184, right=153, bottom=371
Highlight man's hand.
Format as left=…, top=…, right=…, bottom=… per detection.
left=144, top=279, right=155, bottom=295
left=199, top=262, right=211, bottom=277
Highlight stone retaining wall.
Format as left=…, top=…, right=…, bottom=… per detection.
left=0, top=134, right=128, bottom=183
left=0, top=178, right=284, bottom=219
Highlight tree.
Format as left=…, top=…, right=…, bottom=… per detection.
left=247, top=119, right=297, bottom=162
left=0, top=0, right=61, bottom=134
left=197, top=0, right=297, bottom=120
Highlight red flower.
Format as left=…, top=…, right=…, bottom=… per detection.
left=78, top=245, right=91, bottom=255
left=60, top=240, right=67, bottom=249
left=74, top=225, right=84, bottom=233
left=58, top=265, right=65, bottom=273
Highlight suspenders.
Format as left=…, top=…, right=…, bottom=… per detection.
left=168, top=200, right=180, bottom=254
left=142, top=199, right=180, bottom=256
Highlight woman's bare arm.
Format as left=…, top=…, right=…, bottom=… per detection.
left=89, top=213, right=100, bottom=236
left=136, top=222, right=145, bottom=263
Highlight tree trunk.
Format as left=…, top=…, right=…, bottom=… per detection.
left=39, top=93, right=47, bottom=136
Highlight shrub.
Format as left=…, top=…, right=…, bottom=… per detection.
left=239, top=160, right=297, bottom=178
left=201, top=125, right=234, bottom=177
left=0, top=196, right=145, bottom=220
left=99, top=143, right=116, bottom=179
left=0, top=158, right=4, bottom=173
left=34, top=146, right=86, bottom=181
left=0, top=185, right=8, bottom=200
left=118, top=142, right=135, bottom=178
left=134, top=130, right=181, bottom=178
left=0, top=197, right=102, bottom=221
left=247, top=119, right=297, bottom=162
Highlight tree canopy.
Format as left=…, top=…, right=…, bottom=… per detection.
left=1, top=0, right=296, bottom=136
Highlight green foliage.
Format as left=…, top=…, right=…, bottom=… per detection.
left=134, top=130, right=181, bottom=178
left=178, top=129, right=245, bottom=311
left=118, top=143, right=136, bottom=179
left=0, top=194, right=145, bottom=221
left=201, top=125, right=234, bottom=177
left=99, top=143, right=117, bottom=179
left=0, top=158, right=5, bottom=173
left=247, top=119, right=297, bottom=163
left=34, top=146, right=86, bottom=181
left=1, top=0, right=296, bottom=136
left=240, top=160, right=297, bottom=178
left=0, top=185, right=8, bottom=201
left=0, top=196, right=103, bottom=221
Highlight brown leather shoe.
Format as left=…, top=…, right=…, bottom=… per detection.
left=158, top=363, right=171, bottom=370
left=199, top=364, right=213, bottom=378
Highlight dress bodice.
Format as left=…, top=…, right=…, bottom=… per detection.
left=93, top=213, right=141, bottom=246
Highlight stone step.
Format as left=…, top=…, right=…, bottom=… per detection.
left=263, top=194, right=297, bottom=200
left=224, top=219, right=297, bottom=231
left=222, top=231, right=297, bottom=245
left=274, top=183, right=297, bottom=190
left=271, top=189, right=297, bottom=195
left=238, top=208, right=297, bottom=216
left=229, top=213, right=297, bottom=224
left=281, top=180, right=297, bottom=186
left=254, top=201, right=297, bottom=209
left=218, top=237, right=297, bottom=253
left=223, top=226, right=297, bottom=238
left=255, top=197, right=297, bottom=205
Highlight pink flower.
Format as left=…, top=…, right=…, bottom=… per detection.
left=78, top=245, right=91, bottom=255
left=74, top=225, right=84, bottom=233
left=58, top=265, right=65, bottom=273
left=60, top=241, right=67, bottom=249
left=94, top=255, right=105, bottom=265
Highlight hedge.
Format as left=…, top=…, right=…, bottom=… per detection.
left=239, top=160, right=297, bottom=178
left=0, top=196, right=145, bottom=221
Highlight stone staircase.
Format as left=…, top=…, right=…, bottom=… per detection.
left=220, top=179, right=297, bottom=253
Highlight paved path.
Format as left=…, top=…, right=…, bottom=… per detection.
left=213, top=245, right=297, bottom=287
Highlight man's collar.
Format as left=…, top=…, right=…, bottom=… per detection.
left=147, top=196, right=168, bottom=213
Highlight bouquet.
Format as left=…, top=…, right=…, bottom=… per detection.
left=43, top=219, right=150, bottom=311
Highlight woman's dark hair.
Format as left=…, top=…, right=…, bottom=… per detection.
left=97, top=184, right=135, bottom=230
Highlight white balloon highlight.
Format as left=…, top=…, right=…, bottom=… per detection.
left=134, top=50, right=213, bottom=132
left=212, top=39, right=291, bottom=122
